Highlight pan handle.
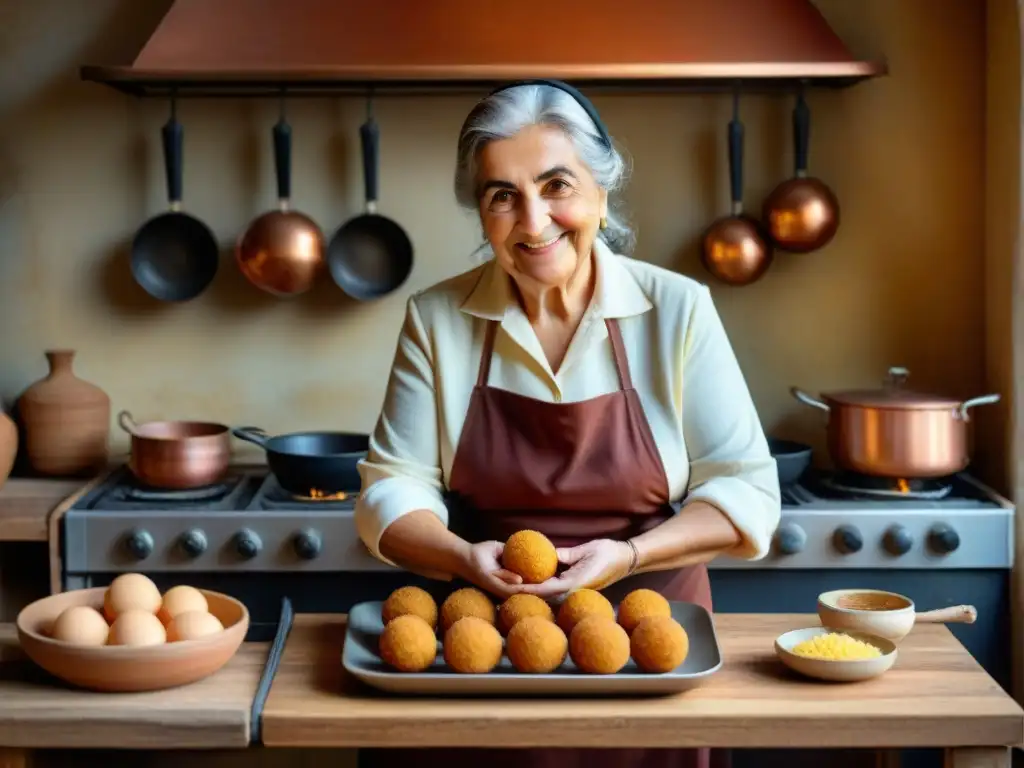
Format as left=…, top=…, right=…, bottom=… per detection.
left=793, top=92, right=810, bottom=179
left=162, top=111, right=184, bottom=209
left=361, top=117, right=381, bottom=213
left=232, top=427, right=270, bottom=447
left=956, top=394, right=1001, bottom=421
left=273, top=118, right=292, bottom=207
left=727, top=106, right=743, bottom=216
left=118, top=410, right=141, bottom=436
left=790, top=387, right=830, bottom=412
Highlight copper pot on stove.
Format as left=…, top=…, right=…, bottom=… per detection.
left=791, top=368, right=1000, bottom=478
left=119, top=410, right=231, bottom=489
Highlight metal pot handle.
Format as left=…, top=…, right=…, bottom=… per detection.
left=790, top=387, right=830, bottom=412
left=886, top=366, right=909, bottom=388
left=232, top=427, right=270, bottom=447
left=118, top=410, right=139, bottom=436
left=956, top=394, right=1001, bottom=421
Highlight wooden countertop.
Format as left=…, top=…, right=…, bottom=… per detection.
left=261, top=613, right=1024, bottom=750
left=0, top=625, right=268, bottom=749
left=0, top=478, right=86, bottom=542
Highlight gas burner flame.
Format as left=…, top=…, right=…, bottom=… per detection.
left=895, top=478, right=910, bottom=494
left=291, top=488, right=349, bottom=502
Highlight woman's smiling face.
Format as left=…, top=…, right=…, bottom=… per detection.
left=476, top=124, right=608, bottom=292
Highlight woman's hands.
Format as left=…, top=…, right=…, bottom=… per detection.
left=451, top=537, right=634, bottom=601
left=518, top=539, right=633, bottom=600
left=456, top=540, right=524, bottom=599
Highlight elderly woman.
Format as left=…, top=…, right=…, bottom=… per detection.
left=355, top=79, right=780, bottom=768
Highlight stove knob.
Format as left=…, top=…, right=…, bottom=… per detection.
left=293, top=528, right=322, bottom=560
left=178, top=529, right=207, bottom=558
left=928, top=523, right=961, bottom=555
left=233, top=529, right=262, bottom=560
left=883, top=525, right=913, bottom=556
left=832, top=525, right=863, bottom=554
left=774, top=522, right=806, bottom=555
left=125, top=528, right=154, bottom=560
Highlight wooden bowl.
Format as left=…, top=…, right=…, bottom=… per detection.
left=817, top=588, right=977, bottom=644
left=16, top=587, right=249, bottom=692
left=775, top=627, right=897, bottom=682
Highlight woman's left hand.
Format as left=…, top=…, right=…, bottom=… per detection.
left=518, top=539, right=633, bottom=600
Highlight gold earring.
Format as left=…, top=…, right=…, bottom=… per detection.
left=600, top=217, right=608, bottom=230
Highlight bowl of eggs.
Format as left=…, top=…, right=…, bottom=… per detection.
left=15, top=573, right=249, bottom=692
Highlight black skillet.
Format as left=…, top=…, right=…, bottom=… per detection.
left=768, top=437, right=812, bottom=486
left=326, top=107, right=413, bottom=300
left=130, top=99, right=219, bottom=302
left=232, top=427, right=369, bottom=496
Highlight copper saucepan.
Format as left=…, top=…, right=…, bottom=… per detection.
left=236, top=100, right=325, bottom=297
left=119, top=410, right=231, bottom=489
left=762, top=91, right=840, bottom=254
left=701, top=93, right=773, bottom=286
left=791, top=367, right=1000, bottom=478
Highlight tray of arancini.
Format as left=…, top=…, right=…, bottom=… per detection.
left=341, top=588, right=723, bottom=695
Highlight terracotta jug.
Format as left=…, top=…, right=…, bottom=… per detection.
left=0, top=408, right=16, bottom=488
left=18, top=350, right=110, bottom=477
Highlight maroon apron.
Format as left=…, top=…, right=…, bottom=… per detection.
left=364, top=318, right=720, bottom=768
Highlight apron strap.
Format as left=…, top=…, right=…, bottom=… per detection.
left=476, top=320, right=500, bottom=387
left=605, top=318, right=633, bottom=391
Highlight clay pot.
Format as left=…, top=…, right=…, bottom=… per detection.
left=0, top=408, right=16, bottom=488
left=18, top=350, right=110, bottom=477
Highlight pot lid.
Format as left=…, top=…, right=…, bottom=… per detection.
left=823, top=368, right=962, bottom=410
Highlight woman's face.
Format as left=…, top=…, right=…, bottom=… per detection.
left=476, top=124, right=608, bottom=291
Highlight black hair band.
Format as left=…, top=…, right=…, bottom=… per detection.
left=486, top=78, right=612, bottom=149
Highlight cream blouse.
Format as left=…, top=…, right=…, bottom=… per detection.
left=354, top=240, right=781, bottom=566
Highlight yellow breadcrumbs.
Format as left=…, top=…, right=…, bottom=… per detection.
left=791, top=632, right=882, bottom=660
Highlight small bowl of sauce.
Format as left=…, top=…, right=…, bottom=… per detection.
left=817, top=589, right=976, bottom=643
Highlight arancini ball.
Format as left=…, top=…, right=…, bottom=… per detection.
left=569, top=615, right=631, bottom=675
left=501, top=530, right=558, bottom=584
left=440, top=587, right=496, bottom=633
left=382, top=585, right=438, bottom=629
left=498, top=593, right=554, bottom=635
left=443, top=616, right=503, bottom=674
left=506, top=615, right=568, bottom=673
left=557, top=588, right=615, bottom=634
left=378, top=614, right=438, bottom=673
left=617, top=588, right=672, bottom=634
left=630, top=615, right=689, bottom=673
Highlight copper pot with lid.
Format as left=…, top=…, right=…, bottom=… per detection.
left=119, top=411, right=231, bottom=489
left=791, top=367, right=1000, bottom=478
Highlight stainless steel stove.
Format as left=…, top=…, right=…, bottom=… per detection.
left=712, top=470, right=1013, bottom=570
left=62, top=466, right=418, bottom=641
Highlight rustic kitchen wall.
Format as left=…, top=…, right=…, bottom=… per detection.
left=0, top=0, right=997, bottom=478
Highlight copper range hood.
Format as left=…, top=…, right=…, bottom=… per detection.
left=80, top=0, right=886, bottom=97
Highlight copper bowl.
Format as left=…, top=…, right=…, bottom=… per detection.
left=17, top=587, right=249, bottom=692
left=119, top=410, right=231, bottom=489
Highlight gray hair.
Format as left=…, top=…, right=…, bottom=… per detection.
left=454, top=84, right=635, bottom=257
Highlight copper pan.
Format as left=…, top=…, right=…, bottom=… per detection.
left=119, top=410, right=231, bottom=489
left=236, top=100, right=325, bottom=297
left=791, top=367, right=1000, bottom=478
left=762, top=91, right=840, bottom=254
left=701, top=93, right=773, bottom=286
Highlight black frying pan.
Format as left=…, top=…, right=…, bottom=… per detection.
left=131, top=101, right=219, bottom=302
left=768, top=437, right=812, bottom=486
left=232, top=427, right=369, bottom=496
left=326, top=112, right=413, bottom=300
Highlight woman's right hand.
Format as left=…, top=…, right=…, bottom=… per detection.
left=457, top=540, right=524, bottom=599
